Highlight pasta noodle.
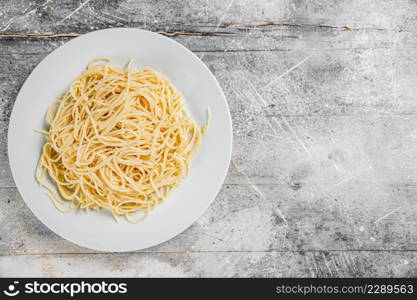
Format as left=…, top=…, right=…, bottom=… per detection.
left=36, top=58, right=206, bottom=223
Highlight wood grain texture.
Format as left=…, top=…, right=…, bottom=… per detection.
left=1, top=0, right=417, bottom=277
left=1, top=251, right=416, bottom=277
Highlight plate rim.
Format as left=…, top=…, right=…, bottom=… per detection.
left=7, top=28, right=233, bottom=252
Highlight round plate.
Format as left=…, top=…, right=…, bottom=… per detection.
left=8, top=28, right=232, bottom=252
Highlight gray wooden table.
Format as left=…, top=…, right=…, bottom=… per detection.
left=1, top=0, right=417, bottom=277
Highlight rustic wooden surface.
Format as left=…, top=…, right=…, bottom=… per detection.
left=1, top=0, right=417, bottom=277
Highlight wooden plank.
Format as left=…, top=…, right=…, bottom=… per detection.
left=1, top=251, right=416, bottom=277
left=2, top=24, right=417, bottom=53
left=1, top=0, right=417, bottom=34
left=1, top=172, right=417, bottom=255
left=1, top=39, right=417, bottom=122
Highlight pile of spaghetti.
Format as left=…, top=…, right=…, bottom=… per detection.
left=36, top=58, right=207, bottom=223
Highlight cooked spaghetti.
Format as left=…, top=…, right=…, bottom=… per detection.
left=36, top=58, right=206, bottom=223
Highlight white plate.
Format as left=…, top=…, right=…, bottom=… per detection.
left=8, top=28, right=232, bottom=252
